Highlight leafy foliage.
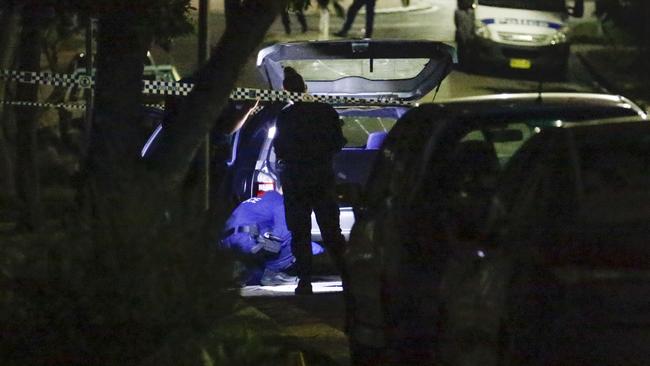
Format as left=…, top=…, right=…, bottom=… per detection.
left=65, top=0, right=195, bottom=46
left=0, top=198, right=239, bottom=366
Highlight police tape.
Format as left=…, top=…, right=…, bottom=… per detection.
left=1, top=69, right=414, bottom=108
left=1, top=100, right=164, bottom=110
left=1, top=100, right=88, bottom=110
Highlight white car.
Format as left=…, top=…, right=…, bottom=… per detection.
left=454, top=0, right=584, bottom=75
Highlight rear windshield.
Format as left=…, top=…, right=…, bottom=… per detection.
left=478, top=0, right=566, bottom=12
left=281, top=58, right=430, bottom=81
left=338, top=107, right=406, bottom=148
left=341, top=115, right=397, bottom=148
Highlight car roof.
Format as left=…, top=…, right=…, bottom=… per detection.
left=428, top=92, right=648, bottom=122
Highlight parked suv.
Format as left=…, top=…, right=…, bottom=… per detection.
left=226, top=40, right=455, bottom=241
left=344, top=93, right=647, bottom=365
left=437, top=115, right=650, bottom=366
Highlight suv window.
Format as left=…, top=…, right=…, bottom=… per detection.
left=341, top=115, right=397, bottom=147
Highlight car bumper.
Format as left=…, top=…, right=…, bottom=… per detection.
left=470, top=37, right=569, bottom=71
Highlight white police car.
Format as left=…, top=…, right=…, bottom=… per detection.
left=454, top=0, right=584, bottom=75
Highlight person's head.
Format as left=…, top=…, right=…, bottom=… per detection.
left=282, top=66, right=307, bottom=93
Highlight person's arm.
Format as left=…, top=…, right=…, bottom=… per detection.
left=271, top=198, right=291, bottom=241
left=329, top=107, right=346, bottom=151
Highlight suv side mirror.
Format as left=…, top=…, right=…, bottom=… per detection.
left=568, top=0, right=584, bottom=17
left=457, top=0, right=474, bottom=11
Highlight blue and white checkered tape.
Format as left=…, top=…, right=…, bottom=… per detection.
left=1, top=69, right=414, bottom=108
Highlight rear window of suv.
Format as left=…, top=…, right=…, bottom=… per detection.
left=341, top=115, right=397, bottom=148
left=337, top=107, right=407, bottom=148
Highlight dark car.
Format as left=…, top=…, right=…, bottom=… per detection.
left=437, top=116, right=650, bottom=366
left=343, top=93, right=647, bottom=365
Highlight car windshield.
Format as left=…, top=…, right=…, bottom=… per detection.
left=478, top=0, right=566, bottom=12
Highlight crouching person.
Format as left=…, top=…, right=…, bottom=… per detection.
left=221, top=189, right=324, bottom=286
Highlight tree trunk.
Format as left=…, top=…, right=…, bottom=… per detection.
left=0, top=2, right=23, bottom=202
left=85, top=12, right=153, bottom=244
left=76, top=4, right=290, bottom=361
left=147, top=0, right=288, bottom=191
left=14, top=4, right=44, bottom=230
left=85, top=0, right=288, bottom=268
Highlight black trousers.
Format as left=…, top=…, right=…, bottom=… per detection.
left=341, top=0, right=376, bottom=38
left=278, top=161, right=346, bottom=281
left=281, top=9, right=307, bottom=34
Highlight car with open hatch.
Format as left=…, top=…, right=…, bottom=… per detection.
left=224, top=39, right=455, bottom=242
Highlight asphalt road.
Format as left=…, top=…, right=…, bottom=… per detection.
left=155, top=2, right=606, bottom=364
left=159, top=0, right=602, bottom=99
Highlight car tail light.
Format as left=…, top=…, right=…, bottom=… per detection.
left=255, top=171, right=276, bottom=197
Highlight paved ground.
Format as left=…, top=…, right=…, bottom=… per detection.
left=242, top=276, right=349, bottom=364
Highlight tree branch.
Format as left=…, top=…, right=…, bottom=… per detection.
left=147, top=0, right=288, bottom=189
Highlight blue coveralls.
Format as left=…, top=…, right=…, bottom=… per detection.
left=221, top=191, right=323, bottom=277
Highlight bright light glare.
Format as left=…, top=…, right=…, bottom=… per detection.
left=268, top=126, right=277, bottom=139
left=554, top=120, right=563, bottom=127
left=534, top=127, right=541, bottom=133
left=240, top=280, right=343, bottom=297
left=141, top=124, right=163, bottom=157
left=477, top=250, right=485, bottom=258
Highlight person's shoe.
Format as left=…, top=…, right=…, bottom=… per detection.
left=260, top=269, right=298, bottom=286
left=333, top=30, right=347, bottom=38
left=295, top=279, right=313, bottom=295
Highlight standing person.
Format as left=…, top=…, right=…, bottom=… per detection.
left=281, top=5, right=308, bottom=35
left=221, top=189, right=325, bottom=286
left=274, top=67, right=347, bottom=295
left=334, top=0, right=377, bottom=38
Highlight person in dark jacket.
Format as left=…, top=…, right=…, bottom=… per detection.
left=334, top=0, right=377, bottom=38
left=221, top=189, right=324, bottom=286
left=273, top=67, right=347, bottom=295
